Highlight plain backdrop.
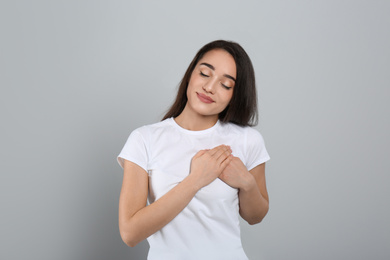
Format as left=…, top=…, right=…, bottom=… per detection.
left=1, top=0, right=389, bottom=259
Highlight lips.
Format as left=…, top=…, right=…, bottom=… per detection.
left=197, top=92, right=215, bottom=103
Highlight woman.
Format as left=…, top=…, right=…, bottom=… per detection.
left=117, top=40, right=270, bottom=260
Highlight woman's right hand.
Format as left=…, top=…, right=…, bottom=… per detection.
left=189, top=145, right=233, bottom=189
left=119, top=145, right=232, bottom=247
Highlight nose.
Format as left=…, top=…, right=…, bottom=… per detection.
left=202, top=78, right=218, bottom=94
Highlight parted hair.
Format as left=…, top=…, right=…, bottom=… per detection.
left=162, top=40, right=258, bottom=126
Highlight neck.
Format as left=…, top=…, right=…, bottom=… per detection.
left=174, top=106, right=219, bottom=131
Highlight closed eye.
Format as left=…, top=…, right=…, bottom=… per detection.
left=221, top=83, right=232, bottom=90
left=200, top=71, right=209, bottom=77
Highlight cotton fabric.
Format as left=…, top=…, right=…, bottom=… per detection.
left=117, top=118, right=270, bottom=260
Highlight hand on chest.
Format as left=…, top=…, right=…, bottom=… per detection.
left=146, top=137, right=246, bottom=203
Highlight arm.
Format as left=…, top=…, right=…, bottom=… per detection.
left=219, top=158, right=269, bottom=225
left=237, top=163, right=269, bottom=225
left=118, top=145, right=232, bottom=247
left=119, top=160, right=199, bottom=247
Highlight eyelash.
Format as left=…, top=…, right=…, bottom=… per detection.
left=221, top=84, right=232, bottom=90
left=200, top=72, right=232, bottom=90
left=200, top=72, right=209, bottom=77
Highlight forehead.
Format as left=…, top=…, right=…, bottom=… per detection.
left=198, top=49, right=237, bottom=77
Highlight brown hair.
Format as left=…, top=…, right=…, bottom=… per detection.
left=162, top=40, right=258, bottom=126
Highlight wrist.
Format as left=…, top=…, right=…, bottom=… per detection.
left=239, top=172, right=257, bottom=192
left=183, top=173, right=203, bottom=193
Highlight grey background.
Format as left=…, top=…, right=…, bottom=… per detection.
left=1, top=0, right=389, bottom=259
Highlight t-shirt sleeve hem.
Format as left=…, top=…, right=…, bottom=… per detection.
left=117, top=155, right=148, bottom=173
left=247, top=155, right=270, bottom=171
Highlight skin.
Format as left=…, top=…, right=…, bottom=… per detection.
left=175, top=49, right=236, bottom=130
left=118, top=49, right=269, bottom=247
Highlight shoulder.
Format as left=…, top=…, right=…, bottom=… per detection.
left=131, top=118, right=174, bottom=137
left=219, top=122, right=263, bottom=139
left=245, top=126, right=265, bottom=141
left=220, top=123, right=266, bottom=152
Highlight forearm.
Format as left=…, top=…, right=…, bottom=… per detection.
left=121, top=174, right=200, bottom=247
left=238, top=174, right=269, bottom=225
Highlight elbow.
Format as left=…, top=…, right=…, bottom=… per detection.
left=246, top=204, right=269, bottom=225
left=247, top=217, right=264, bottom=225
left=119, top=226, right=142, bottom=248
left=126, top=241, right=139, bottom=248
left=247, top=216, right=264, bottom=225
left=247, top=219, right=260, bottom=225
left=119, top=217, right=144, bottom=247
left=120, top=231, right=141, bottom=247
left=124, top=238, right=139, bottom=248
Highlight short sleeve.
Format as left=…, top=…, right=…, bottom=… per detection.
left=245, top=128, right=270, bottom=171
left=117, top=129, right=148, bottom=172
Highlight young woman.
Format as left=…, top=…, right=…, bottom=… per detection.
left=117, top=40, right=270, bottom=260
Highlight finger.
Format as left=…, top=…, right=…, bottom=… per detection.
left=193, top=149, right=207, bottom=158
left=220, top=154, right=233, bottom=170
left=215, top=147, right=232, bottom=164
left=208, top=144, right=229, bottom=156
left=207, top=145, right=223, bottom=156
left=209, top=145, right=231, bottom=157
left=210, top=146, right=229, bottom=160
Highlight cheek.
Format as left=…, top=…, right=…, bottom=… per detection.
left=186, top=80, right=195, bottom=96
left=189, top=74, right=204, bottom=86
left=187, top=75, right=199, bottom=92
left=224, top=92, right=234, bottom=104
left=186, top=83, right=197, bottom=102
left=218, top=93, right=233, bottom=112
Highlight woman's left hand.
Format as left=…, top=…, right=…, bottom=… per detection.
left=219, top=156, right=254, bottom=190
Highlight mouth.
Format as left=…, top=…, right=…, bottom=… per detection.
left=196, top=92, right=215, bottom=103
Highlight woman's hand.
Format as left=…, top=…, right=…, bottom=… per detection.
left=219, top=156, right=254, bottom=190
left=189, top=145, right=233, bottom=189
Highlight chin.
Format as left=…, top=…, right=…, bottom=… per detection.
left=193, top=106, right=220, bottom=117
left=188, top=99, right=227, bottom=117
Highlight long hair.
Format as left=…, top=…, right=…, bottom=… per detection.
left=162, top=40, right=258, bottom=126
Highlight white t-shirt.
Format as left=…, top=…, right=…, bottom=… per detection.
left=117, top=118, right=270, bottom=260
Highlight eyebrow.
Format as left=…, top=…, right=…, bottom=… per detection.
left=199, top=62, right=236, bottom=82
